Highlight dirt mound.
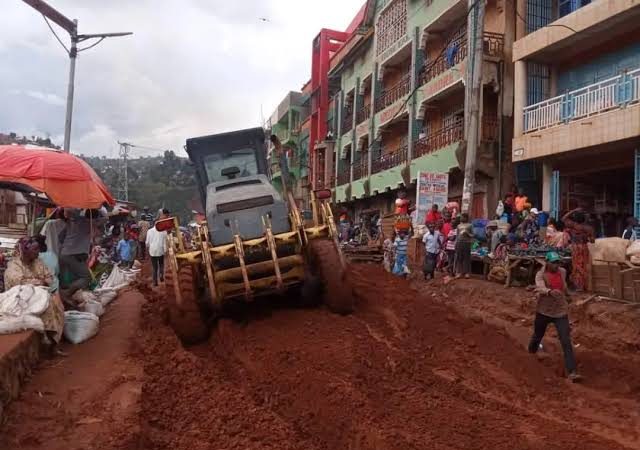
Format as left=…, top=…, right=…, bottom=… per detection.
left=123, top=264, right=639, bottom=450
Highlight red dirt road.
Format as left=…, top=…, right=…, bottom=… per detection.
left=2, top=264, right=639, bottom=450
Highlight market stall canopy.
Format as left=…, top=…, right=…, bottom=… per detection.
left=0, top=145, right=115, bottom=208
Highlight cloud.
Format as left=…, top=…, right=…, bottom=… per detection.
left=9, top=89, right=65, bottom=106
left=1, top=0, right=365, bottom=157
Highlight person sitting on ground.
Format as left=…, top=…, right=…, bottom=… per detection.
left=455, top=213, right=474, bottom=279
left=622, top=216, right=637, bottom=241
left=392, top=230, right=410, bottom=277
left=528, top=251, right=581, bottom=382
left=116, top=231, right=136, bottom=268
left=422, top=222, right=442, bottom=281
left=4, top=237, right=65, bottom=347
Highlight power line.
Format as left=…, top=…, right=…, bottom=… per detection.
left=42, top=14, right=69, bottom=54
left=515, top=8, right=579, bottom=34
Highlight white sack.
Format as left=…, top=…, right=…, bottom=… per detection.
left=63, top=311, right=100, bottom=344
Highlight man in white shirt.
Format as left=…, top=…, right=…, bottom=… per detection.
left=422, top=222, right=442, bottom=280
left=145, top=224, right=167, bottom=286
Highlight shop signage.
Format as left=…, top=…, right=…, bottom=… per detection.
left=416, top=171, right=449, bottom=225
left=421, top=60, right=466, bottom=101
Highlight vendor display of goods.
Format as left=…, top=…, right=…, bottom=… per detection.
left=509, top=244, right=571, bottom=258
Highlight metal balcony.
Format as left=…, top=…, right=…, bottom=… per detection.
left=523, top=68, right=640, bottom=133
left=370, top=143, right=408, bottom=174
left=374, top=72, right=411, bottom=113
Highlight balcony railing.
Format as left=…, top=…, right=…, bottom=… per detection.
left=419, top=32, right=504, bottom=86
left=371, top=144, right=408, bottom=174
left=523, top=68, right=640, bottom=133
left=356, top=104, right=371, bottom=124
left=341, top=110, right=353, bottom=134
left=482, top=116, right=499, bottom=141
left=337, top=168, right=350, bottom=186
left=414, top=117, right=464, bottom=158
left=374, top=72, right=411, bottom=113
left=352, top=159, right=369, bottom=180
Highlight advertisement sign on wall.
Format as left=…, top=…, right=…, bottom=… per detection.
left=416, top=171, right=449, bottom=224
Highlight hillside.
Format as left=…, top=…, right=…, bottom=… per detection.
left=83, top=151, right=200, bottom=223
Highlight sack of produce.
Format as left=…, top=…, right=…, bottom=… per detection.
left=589, top=237, right=629, bottom=264
left=63, top=311, right=99, bottom=344
left=83, top=299, right=104, bottom=317
left=626, top=239, right=640, bottom=257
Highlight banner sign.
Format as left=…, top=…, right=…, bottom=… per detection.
left=416, top=171, right=449, bottom=225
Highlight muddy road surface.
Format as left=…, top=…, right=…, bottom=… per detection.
left=2, top=264, right=639, bottom=450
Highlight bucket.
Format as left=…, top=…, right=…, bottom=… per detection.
left=537, top=211, right=549, bottom=227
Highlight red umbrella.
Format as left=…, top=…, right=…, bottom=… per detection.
left=0, top=145, right=115, bottom=208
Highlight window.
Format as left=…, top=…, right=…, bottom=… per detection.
left=527, top=62, right=550, bottom=105
left=526, top=0, right=552, bottom=34
left=558, top=0, right=590, bottom=18
left=376, top=0, right=407, bottom=57
left=204, top=148, right=259, bottom=183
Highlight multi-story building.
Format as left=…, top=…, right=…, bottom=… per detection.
left=267, top=91, right=311, bottom=210
left=330, top=0, right=514, bottom=221
left=512, top=0, right=640, bottom=236
left=308, top=6, right=368, bottom=192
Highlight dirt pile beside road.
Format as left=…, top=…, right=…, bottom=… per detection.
left=125, top=264, right=639, bottom=450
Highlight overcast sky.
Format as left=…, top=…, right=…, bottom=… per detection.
left=1, top=0, right=363, bottom=157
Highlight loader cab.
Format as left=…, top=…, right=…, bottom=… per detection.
left=185, top=127, right=290, bottom=245
left=186, top=127, right=270, bottom=206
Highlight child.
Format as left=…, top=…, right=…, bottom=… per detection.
left=392, top=230, right=410, bottom=277
left=116, top=232, right=137, bottom=268
left=383, top=233, right=395, bottom=272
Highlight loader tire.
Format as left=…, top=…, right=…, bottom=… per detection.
left=308, top=239, right=354, bottom=314
left=165, top=264, right=210, bottom=345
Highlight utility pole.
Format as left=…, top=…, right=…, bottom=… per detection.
left=22, top=0, right=132, bottom=153
left=461, top=0, right=485, bottom=216
left=117, top=142, right=131, bottom=201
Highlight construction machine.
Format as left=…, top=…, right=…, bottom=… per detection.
left=162, top=127, right=353, bottom=343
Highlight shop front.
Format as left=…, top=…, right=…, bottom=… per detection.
left=542, top=141, right=638, bottom=238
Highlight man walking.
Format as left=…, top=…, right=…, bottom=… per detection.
left=422, top=222, right=442, bottom=280
left=146, top=222, right=167, bottom=286
left=528, top=251, right=581, bottom=381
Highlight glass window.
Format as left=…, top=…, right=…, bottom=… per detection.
left=203, top=148, right=259, bottom=183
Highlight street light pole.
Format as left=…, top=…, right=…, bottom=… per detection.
left=63, top=19, right=78, bottom=153
left=22, top=0, right=132, bottom=153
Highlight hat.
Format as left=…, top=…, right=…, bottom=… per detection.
left=545, top=251, right=561, bottom=263
left=530, top=208, right=540, bottom=215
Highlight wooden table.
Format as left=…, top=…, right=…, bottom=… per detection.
left=505, top=254, right=571, bottom=287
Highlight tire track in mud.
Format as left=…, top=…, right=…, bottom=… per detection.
left=127, top=264, right=639, bottom=450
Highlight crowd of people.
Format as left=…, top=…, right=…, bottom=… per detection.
left=0, top=205, right=171, bottom=352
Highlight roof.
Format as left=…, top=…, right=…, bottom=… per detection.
left=345, top=2, right=367, bottom=34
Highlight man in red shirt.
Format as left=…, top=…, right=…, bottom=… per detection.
left=425, top=204, right=442, bottom=225
left=528, top=251, right=580, bottom=381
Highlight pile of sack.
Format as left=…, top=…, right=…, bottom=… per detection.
left=63, top=264, right=137, bottom=344
left=0, top=285, right=51, bottom=335
left=588, top=237, right=640, bottom=265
